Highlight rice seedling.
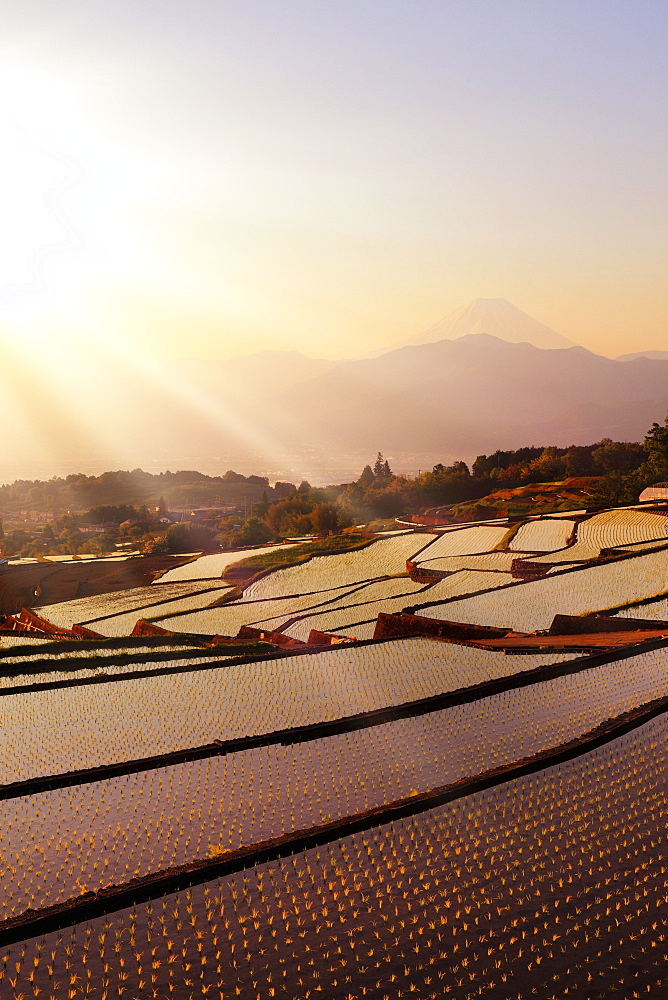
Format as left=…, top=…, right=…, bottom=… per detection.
left=0, top=636, right=582, bottom=784
left=416, top=546, right=668, bottom=631
left=155, top=545, right=300, bottom=583
left=413, top=526, right=511, bottom=563
left=508, top=518, right=575, bottom=552
left=531, top=508, right=668, bottom=564
left=36, top=581, right=232, bottom=630
left=2, top=637, right=668, bottom=929
left=3, top=714, right=668, bottom=997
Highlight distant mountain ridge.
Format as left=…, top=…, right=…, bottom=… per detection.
left=2, top=305, right=668, bottom=483
left=395, top=298, right=577, bottom=352
left=617, top=350, right=668, bottom=362
left=266, top=334, right=668, bottom=461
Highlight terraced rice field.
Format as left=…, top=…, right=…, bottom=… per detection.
left=413, top=524, right=510, bottom=562
left=616, top=537, right=668, bottom=554
left=5, top=504, right=668, bottom=997
left=531, top=507, right=668, bottom=563
left=37, top=580, right=232, bottom=629
left=0, top=637, right=582, bottom=783
left=416, top=569, right=516, bottom=602
left=280, top=578, right=430, bottom=641
left=0, top=641, right=199, bottom=665
left=507, top=517, right=575, bottom=552
left=617, top=598, right=668, bottom=622
left=80, top=588, right=236, bottom=636
left=418, top=550, right=527, bottom=572
left=0, top=649, right=236, bottom=692
left=153, top=544, right=298, bottom=582
left=243, top=534, right=425, bottom=600
left=0, top=635, right=59, bottom=648
left=283, top=601, right=413, bottom=641
left=326, top=618, right=383, bottom=639
left=162, top=582, right=370, bottom=635
left=417, top=546, right=668, bottom=631
left=5, top=712, right=668, bottom=998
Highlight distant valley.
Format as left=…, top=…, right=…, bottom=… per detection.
left=2, top=299, right=667, bottom=483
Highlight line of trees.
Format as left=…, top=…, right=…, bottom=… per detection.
left=0, top=468, right=289, bottom=513
left=4, top=417, right=668, bottom=557
left=333, top=426, right=668, bottom=522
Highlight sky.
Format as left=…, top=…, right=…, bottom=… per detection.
left=0, top=0, right=666, bottom=367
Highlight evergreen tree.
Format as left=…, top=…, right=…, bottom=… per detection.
left=382, top=459, right=392, bottom=478
left=644, top=415, right=668, bottom=478
left=358, top=465, right=374, bottom=489
left=373, top=452, right=384, bottom=478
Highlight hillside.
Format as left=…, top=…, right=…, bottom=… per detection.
left=269, top=335, right=668, bottom=459
left=424, top=477, right=600, bottom=523
left=2, top=326, right=668, bottom=483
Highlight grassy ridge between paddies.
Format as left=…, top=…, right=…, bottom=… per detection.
left=221, top=533, right=376, bottom=589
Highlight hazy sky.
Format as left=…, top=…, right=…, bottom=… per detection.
left=1, top=0, right=666, bottom=362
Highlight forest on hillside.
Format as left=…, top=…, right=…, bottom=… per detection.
left=2, top=414, right=668, bottom=557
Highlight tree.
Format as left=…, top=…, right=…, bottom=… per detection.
left=89, top=533, right=117, bottom=555
left=382, top=459, right=392, bottom=479
left=265, top=496, right=313, bottom=536
left=358, top=465, right=374, bottom=489
left=336, top=481, right=370, bottom=522
left=253, top=492, right=269, bottom=520
left=524, top=447, right=565, bottom=483
left=450, top=461, right=469, bottom=476
left=591, top=440, right=644, bottom=474
left=311, top=502, right=340, bottom=535
left=165, top=523, right=216, bottom=553
left=373, top=452, right=385, bottom=478
left=644, top=416, right=668, bottom=477
left=590, top=471, right=640, bottom=508
left=234, top=517, right=273, bottom=546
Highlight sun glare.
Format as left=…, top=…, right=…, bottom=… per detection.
left=0, top=59, right=161, bottom=351
left=0, top=113, right=67, bottom=288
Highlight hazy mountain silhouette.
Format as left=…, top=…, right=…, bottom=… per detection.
left=391, top=298, right=577, bottom=352
left=264, top=335, right=667, bottom=459
left=2, top=329, right=668, bottom=482
left=617, top=350, right=668, bottom=362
